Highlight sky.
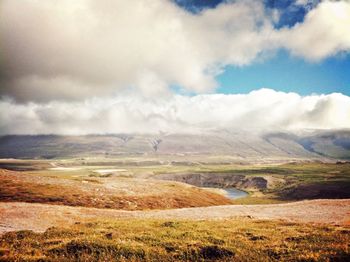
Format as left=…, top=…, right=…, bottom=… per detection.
left=0, top=0, right=350, bottom=134
left=175, top=0, right=350, bottom=96
left=217, top=50, right=350, bottom=95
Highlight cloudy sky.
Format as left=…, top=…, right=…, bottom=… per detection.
left=0, top=0, right=350, bottom=134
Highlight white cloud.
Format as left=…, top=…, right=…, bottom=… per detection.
left=1, top=0, right=349, bottom=102
left=1, top=89, right=349, bottom=135
left=277, top=0, right=350, bottom=60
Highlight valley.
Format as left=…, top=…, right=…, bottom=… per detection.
left=0, top=133, right=350, bottom=261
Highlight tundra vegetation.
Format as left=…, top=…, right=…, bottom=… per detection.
left=0, top=158, right=349, bottom=261
left=0, top=219, right=349, bottom=261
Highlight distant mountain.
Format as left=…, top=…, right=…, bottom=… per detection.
left=0, top=130, right=349, bottom=160
left=263, top=130, right=350, bottom=159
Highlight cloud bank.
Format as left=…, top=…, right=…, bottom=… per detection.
left=1, top=0, right=350, bottom=102
left=1, top=89, right=349, bottom=135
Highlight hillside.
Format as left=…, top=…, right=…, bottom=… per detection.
left=0, top=168, right=232, bottom=210
left=0, top=130, right=350, bottom=160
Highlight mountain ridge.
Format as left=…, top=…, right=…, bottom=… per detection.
left=0, top=130, right=349, bottom=160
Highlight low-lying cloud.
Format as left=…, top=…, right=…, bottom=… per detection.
left=1, top=0, right=350, bottom=102
left=1, top=89, right=349, bottom=135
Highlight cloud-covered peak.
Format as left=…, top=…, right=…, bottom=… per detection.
left=1, top=89, right=349, bottom=135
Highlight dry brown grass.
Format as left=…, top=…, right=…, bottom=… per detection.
left=0, top=169, right=232, bottom=210
left=0, top=218, right=349, bottom=261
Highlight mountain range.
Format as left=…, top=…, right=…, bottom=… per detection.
left=0, top=129, right=349, bottom=160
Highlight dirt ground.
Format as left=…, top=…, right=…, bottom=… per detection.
left=0, top=199, right=349, bottom=234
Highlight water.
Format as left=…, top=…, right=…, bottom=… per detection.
left=202, top=187, right=249, bottom=199
left=223, top=188, right=248, bottom=199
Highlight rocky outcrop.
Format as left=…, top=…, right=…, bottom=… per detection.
left=238, top=177, right=268, bottom=189
left=279, top=183, right=350, bottom=200
left=156, top=173, right=268, bottom=190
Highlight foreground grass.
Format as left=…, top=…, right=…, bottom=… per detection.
left=1, top=219, right=349, bottom=261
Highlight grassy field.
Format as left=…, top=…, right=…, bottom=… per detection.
left=1, top=159, right=350, bottom=207
left=0, top=158, right=349, bottom=261
left=229, top=162, right=350, bottom=204
left=1, top=218, right=349, bottom=261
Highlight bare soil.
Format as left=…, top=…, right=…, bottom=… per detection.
left=0, top=199, right=349, bottom=234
